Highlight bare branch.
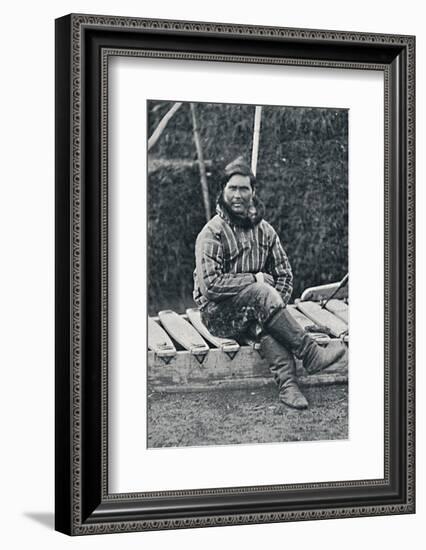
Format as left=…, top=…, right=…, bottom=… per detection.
left=148, top=102, right=183, bottom=152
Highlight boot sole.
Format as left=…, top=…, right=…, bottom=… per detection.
left=280, top=399, right=309, bottom=410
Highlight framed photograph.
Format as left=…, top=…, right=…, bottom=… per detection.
left=55, top=14, right=415, bottom=535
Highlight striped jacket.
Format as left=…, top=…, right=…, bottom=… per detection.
left=193, top=203, right=293, bottom=308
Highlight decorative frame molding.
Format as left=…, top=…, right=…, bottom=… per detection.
left=55, top=14, right=415, bottom=535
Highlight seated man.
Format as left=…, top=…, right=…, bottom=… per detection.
left=193, top=157, right=345, bottom=410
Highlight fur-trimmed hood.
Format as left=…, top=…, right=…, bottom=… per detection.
left=216, top=192, right=265, bottom=229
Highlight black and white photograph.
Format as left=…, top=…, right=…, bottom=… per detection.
left=147, top=99, right=349, bottom=448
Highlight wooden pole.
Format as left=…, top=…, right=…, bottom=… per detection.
left=147, top=102, right=183, bottom=152
left=190, top=103, right=211, bottom=221
left=251, top=105, right=262, bottom=176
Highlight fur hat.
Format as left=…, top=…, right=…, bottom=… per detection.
left=223, top=156, right=256, bottom=188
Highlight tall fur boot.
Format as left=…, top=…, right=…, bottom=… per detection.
left=260, top=333, right=308, bottom=410
left=266, top=308, right=346, bottom=374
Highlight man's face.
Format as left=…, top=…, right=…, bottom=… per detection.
left=223, top=174, right=254, bottom=217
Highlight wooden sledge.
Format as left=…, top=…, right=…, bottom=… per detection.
left=148, top=283, right=349, bottom=392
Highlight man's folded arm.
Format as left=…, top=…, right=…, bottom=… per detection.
left=268, top=233, right=293, bottom=306
left=195, top=231, right=255, bottom=302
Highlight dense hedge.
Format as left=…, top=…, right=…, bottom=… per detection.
left=148, top=101, right=348, bottom=315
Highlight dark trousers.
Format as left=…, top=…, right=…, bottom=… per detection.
left=200, top=282, right=285, bottom=341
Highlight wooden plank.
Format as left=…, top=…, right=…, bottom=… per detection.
left=239, top=337, right=261, bottom=351
left=297, top=301, right=348, bottom=338
left=287, top=305, right=330, bottom=344
left=148, top=347, right=268, bottom=386
left=158, top=310, right=209, bottom=358
left=325, top=299, right=348, bottom=324
left=287, top=304, right=316, bottom=329
left=186, top=308, right=240, bottom=354
left=148, top=317, right=176, bottom=360
left=147, top=345, right=348, bottom=387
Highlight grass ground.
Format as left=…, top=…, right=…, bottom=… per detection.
left=147, top=385, right=348, bottom=448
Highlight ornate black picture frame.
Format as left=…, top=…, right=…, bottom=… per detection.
left=55, top=14, right=415, bottom=535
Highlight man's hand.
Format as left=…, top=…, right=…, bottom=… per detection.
left=255, top=272, right=275, bottom=286
left=263, top=273, right=275, bottom=286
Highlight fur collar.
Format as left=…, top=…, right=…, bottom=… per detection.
left=216, top=193, right=264, bottom=229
